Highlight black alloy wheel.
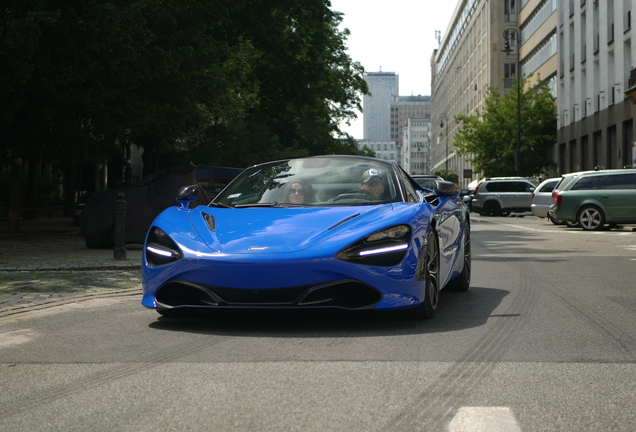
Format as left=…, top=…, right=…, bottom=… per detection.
left=407, top=230, right=440, bottom=319
left=483, top=201, right=501, bottom=216
left=447, top=226, right=471, bottom=291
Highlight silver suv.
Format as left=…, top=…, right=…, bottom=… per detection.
left=472, top=177, right=538, bottom=216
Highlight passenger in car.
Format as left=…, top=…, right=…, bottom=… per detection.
left=284, top=179, right=315, bottom=204
left=360, top=169, right=386, bottom=199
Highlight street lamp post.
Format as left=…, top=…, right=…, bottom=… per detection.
left=439, top=117, right=448, bottom=171
left=502, top=28, right=522, bottom=177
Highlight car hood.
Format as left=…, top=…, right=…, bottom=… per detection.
left=187, top=205, right=393, bottom=254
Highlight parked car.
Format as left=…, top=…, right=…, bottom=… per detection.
left=551, top=168, right=636, bottom=230
left=471, top=177, right=538, bottom=216
left=460, top=189, right=474, bottom=212
left=548, top=172, right=580, bottom=227
left=141, top=155, right=471, bottom=319
left=531, top=178, right=563, bottom=224
left=412, top=175, right=444, bottom=189
left=80, top=164, right=211, bottom=248
left=195, top=166, right=244, bottom=198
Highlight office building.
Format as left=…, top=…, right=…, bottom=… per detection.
left=390, top=95, right=431, bottom=166
left=431, top=0, right=558, bottom=186
left=557, top=0, right=636, bottom=172
left=363, top=72, right=399, bottom=142
left=402, top=118, right=433, bottom=175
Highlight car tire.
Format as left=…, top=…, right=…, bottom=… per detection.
left=406, top=231, right=440, bottom=319
left=483, top=201, right=501, bottom=216
left=447, top=226, right=471, bottom=292
left=548, top=213, right=564, bottom=225
left=577, top=205, right=605, bottom=231
left=565, top=221, right=580, bottom=228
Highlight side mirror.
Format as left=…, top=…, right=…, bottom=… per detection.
left=433, top=181, right=459, bottom=197
left=176, top=185, right=199, bottom=209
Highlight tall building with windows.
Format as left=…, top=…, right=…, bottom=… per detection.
left=557, top=0, right=635, bottom=173
left=402, top=118, right=433, bottom=175
left=363, top=72, right=399, bottom=141
left=431, top=0, right=558, bottom=185
left=431, top=0, right=513, bottom=186
left=390, top=95, right=431, bottom=165
left=520, top=0, right=557, bottom=92
left=357, top=140, right=398, bottom=162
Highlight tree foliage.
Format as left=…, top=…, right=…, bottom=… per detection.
left=434, top=169, right=458, bottom=184
left=454, top=77, right=556, bottom=178
left=0, top=0, right=368, bottom=230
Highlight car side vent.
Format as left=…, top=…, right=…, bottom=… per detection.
left=424, top=194, right=439, bottom=206
left=202, top=212, right=216, bottom=232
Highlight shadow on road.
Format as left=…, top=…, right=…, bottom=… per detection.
left=147, top=286, right=509, bottom=337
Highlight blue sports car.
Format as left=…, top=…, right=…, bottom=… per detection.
left=141, top=155, right=471, bottom=319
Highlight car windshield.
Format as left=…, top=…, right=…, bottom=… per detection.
left=212, top=157, right=400, bottom=207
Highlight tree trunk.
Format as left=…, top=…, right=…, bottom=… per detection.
left=25, top=159, right=41, bottom=221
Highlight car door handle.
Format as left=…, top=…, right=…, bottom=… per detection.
left=600, top=195, right=609, bottom=198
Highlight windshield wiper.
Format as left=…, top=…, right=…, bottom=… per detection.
left=208, top=201, right=233, bottom=208
left=235, top=201, right=280, bottom=208
left=234, top=202, right=315, bottom=208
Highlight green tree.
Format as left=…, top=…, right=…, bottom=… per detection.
left=357, top=145, right=376, bottom=158
left=454, top=77, right=556, bottom=178
left=0, top=0, right=368, bottom=231
left=434, top=169, right=458, bottom=184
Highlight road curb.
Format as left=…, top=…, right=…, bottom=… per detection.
left=0, top=265, right=141, bottom=272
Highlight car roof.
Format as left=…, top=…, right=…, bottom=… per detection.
left=483, top=176, right=536, bottom=181
left=537, top=177, right=560, bottom=185
left=561, top=168, right=636, bottom=177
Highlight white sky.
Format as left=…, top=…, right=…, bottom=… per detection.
left=329, top=0, right=460, bottom=139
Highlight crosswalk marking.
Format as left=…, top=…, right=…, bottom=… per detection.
left=448, top=407, right=522, bottom=432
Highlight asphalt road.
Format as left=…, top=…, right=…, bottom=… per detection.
left=1, top=215, right=635, bottom=432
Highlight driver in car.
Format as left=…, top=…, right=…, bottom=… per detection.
left=359, top=169, right=385, bottom=199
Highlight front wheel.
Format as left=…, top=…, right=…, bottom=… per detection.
left=447, top=226, right=471, bottom=291
left=578, top=206, right=605, bottom=231
left=406, top=231, right=440, bottom=319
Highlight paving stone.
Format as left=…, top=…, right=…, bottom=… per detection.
left=0, top=218, right=144, bottom=316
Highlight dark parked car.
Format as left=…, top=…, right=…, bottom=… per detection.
left=195, top=166, right=244, bottom=198
left=80, top=164, right=212, bottom=248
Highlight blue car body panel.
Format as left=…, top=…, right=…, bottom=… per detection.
left=141, top=156, right=469, bottom=315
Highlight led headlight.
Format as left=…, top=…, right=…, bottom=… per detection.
left=146, top=227, right=183, bottom=267
left=336, top=225, right=411, bottom=266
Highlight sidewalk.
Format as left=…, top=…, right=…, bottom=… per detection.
left=0, top=217, right=143, bottom=317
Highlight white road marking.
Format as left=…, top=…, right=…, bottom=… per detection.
left=0, top=329, right=37, bottom=348
left=475, top=217, right=635, bottom=236
left=448, top=407, right=522, bottom=432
